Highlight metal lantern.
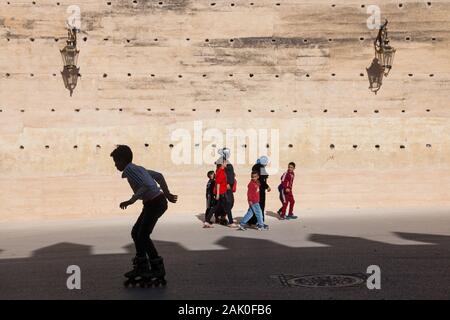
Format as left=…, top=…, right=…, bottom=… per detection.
left=379, top=42, right=396, bottom=76
left=366, top=58, right=384, bottom=94
left=60, top=28, right=80, bottom=96
left=60, top=28, right=79, bottom=67
left=374, top=20, right=396, bottom=76
left=61, top=65, right=80, bottom=97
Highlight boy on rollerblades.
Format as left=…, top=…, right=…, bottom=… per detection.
left=110, top=145, right=178, bottom=287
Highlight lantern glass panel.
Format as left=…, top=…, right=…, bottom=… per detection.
left=61, top=66, right=79, bottom=90
left=374, top=49, right=382, bottom=67
left=60, top=46, right=79, bottom=67
left=383, top=46, right=396, bottom=70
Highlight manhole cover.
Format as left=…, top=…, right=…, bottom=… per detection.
left=273, top=274, right=366, bottom=288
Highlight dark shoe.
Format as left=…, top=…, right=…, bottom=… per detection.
left=277, top=208, right=285, bottom=219
left=286, top=215, right=298, bottom=220
left=257, top=224, right=269, bottom=231
left=216, top=217, right=227, bottom=226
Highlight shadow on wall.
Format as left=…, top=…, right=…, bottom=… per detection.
left=0, top=233, right=449, bottom=299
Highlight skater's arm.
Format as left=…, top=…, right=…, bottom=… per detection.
left=120, top=185, right=149, bottom=209
left=148, top=170, right=169, bottom=193
left=148, top=170, right=178, bottom=203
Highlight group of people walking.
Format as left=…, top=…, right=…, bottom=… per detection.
left=109, top=145, right=298, bottom=285
left=203, top=148, right=298, bottom=231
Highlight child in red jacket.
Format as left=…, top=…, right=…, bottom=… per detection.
left=277, top=162, right=298, bottom=220
left=238, top=171, right=269, bottom=231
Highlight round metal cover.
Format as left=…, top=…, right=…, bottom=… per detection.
left=286, top=274, right=365, bottom=288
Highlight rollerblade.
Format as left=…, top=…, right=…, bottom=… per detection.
left=143, top=256, right=167, bottom=287
left=123, top=256, right=150, bottom=288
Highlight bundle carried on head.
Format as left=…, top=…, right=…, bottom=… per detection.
left=218, top=147, right=231, bottom=161
left=257, top=156, right=269, bottom=166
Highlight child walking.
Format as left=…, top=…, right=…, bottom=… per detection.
left=277, top=162, right=298, bottom=220
left=249, top=156, right=271, bottom=225
left=110, top=145, right=178, bottom=283
left=238, top=171, right=269, bottom=231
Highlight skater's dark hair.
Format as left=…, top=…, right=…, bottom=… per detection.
left=110, top=145, right=133, bottom=164
left=251, top=171, right=260, bottom=176
left=288, top=162, right=296, bottom=168
left=207, top=170, right=214, bottom=178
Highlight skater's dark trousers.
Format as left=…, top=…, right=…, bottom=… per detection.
left=132, top=194, right=167, bottom=260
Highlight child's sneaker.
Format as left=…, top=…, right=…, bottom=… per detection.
left=237, top=224, right=247, bottom=231
left=277, top=209, right=286, bottom=220
left=286, top=215, right=298, bottom=220
left=257, top=224, right=269, bottom=231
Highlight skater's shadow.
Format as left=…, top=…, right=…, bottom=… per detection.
left=2, top=232, right=450, bottom=299
left=32, top=242, right=91, bottom=259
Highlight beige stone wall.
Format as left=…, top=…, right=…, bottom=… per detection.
left=1, top=0, right=450, bottom=221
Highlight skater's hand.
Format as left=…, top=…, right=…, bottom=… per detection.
left=216, top=194, right=220, bottom=201
left=166, top=193, right=178, bottom=203
left=227, top=184, right=231, bottom=190
left=120, top=200, right=133, bottom=210
left=267, top=187, right=271, bottom=192
left=285, top=188, right=290, bottom=193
